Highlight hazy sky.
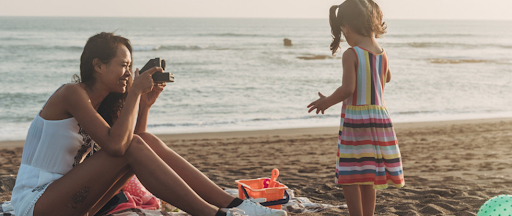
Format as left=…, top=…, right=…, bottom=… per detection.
left=1, top=0, right=511, bottom=20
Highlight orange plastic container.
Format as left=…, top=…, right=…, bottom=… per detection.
left=235, top=169, right=289, bottom=209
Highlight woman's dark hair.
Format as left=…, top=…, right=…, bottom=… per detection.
left=73, top=32, right=133, bottom=126
left=329, top=0, right=387, bottom=55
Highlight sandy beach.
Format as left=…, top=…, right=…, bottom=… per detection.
left=1, top=118, right=512, bottom=215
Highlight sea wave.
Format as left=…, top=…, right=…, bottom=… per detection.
left=196, top=33, right=267, bottom=37
left=45, top=45, right=83, bottom=51
left=161, top=45, right=210, bottom=50
left=0, top=115, right=34, bottom=123
left=388, top=42, right=512, bottom=49
left=147, top=114, right=338, bottom=128
left=133, top=45, right=161, bottom=51
left=394, top=110, right=437, bottom=115
left=2, top=44, right=84, bottom=51
left=296, top=55, right=334, bottom=60
left=427, top=58, right=511, bottom=64
left=133, top=44, right=235, bottom=51
left=386, top=33, right=475, bottom=38
left=0, top=92, right=47, bottom=104
left=0, top=36, right=29, bottom=41
left=296, top=54, right=342, bottom=60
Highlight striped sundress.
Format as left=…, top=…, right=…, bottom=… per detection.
left=335, top=46, right=405, bottom=189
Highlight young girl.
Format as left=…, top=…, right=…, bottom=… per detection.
left=10, top=32, right=286, bottom=216
left=307, top=1, right=405, bottom=215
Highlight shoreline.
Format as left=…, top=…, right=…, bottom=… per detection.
left=2, top=117, right=511, bottom=148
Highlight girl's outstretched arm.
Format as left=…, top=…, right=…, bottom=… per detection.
left=308, top=49, right=357, bottom=114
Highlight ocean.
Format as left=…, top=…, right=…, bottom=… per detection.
left=0, top=17, right=511, bottom=141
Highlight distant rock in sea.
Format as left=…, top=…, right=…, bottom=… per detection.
left=284, top=38, right=292, bottom=46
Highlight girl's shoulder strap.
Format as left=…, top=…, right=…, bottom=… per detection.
left=350, top=46, right=360, bottom=50
left=350, top=46, right=363, bottom=52
left=349, top=46, right=364, bottom=58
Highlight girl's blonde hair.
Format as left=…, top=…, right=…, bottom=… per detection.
left=329, top=0, right=387, bottom=55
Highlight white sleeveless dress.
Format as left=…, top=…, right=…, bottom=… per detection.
left=11, top=84, right=95, bottom=216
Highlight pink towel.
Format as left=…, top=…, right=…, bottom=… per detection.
left=108, top=176, right=161, bottom=214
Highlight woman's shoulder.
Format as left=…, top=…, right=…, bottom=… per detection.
left=40, top=83, right=86, bottom=120
left=60, top=83, right=82, bottom=90
left=52, top=83, right=89, bottom=103
left=59, top=83, right=86, bottom=95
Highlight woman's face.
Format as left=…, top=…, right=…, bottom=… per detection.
left=100, top=44, right=132, bottom=93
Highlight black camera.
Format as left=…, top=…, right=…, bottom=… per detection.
left=139, top=57, right=174, bottom=82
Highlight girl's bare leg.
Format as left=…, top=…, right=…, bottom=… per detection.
left=34, top=135, right=218, bottom=216
left=360, top=185, right=376, bottom=216
left=342, top=185, right=363, bottom=216
left=138, top=132, right=235, bottom=208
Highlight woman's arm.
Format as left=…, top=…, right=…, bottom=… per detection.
left=64, top=68, right=161, bottom=156
left=134, top=105, right=150, bottom=134
left=62, top=85, right=139, bottom=156
left=134, top=82, right=166, bottom=134
left=307, top=49, right=357, bottom=114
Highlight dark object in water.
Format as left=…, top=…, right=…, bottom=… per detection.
left=284, top=38, right=292, bottom=46
left=297, top=55, right=333, bottom=60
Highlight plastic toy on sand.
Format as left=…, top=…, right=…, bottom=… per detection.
left=235, top=168, right=289, bottom=209
left=477, top=194, right=512, bottom=216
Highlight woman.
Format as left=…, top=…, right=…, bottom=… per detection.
left=11, top=32, right=287, bottom=216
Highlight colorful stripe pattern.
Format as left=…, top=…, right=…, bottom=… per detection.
left=335, top=46, right=404, bottom=189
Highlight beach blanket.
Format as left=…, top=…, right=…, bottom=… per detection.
left=224, top=189, right=347, bottom=214
left=0, top=189, right=346, bottom=215
left=0, top=201, right=14, bottom=216
left=106, top=176, right=161, bottom=214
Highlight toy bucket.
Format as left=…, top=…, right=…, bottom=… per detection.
left=235, top=169, right=289, bottom=209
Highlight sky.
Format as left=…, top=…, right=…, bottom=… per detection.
left=1, top=0, right=511, bottom=20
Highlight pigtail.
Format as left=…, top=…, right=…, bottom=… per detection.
left=329, top=5, right=342, bottom=55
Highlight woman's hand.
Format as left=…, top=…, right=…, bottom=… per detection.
left=307, top=92, right=331, bottom=114
left=141, top=81, right=166, bottom=107
left=132, top=66, right=163, bottom=95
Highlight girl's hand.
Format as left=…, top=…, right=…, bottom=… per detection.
left=132, top=67, right=163, bottom=95
left=141, top=81, right=166, bottom=107
left=307, top=92, right=330, bottom=114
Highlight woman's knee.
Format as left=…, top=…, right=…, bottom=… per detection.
left=131, top=134, right=146, bottom=146
left=137, top=132, right=156, bottom=141
left=136, top=132, right=168, bottom=150
left=126, top=135, right=151, bottom=153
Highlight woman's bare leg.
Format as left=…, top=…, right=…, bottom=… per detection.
left=342, top=185, right=363, bottom=216
left=138, top=132, right=234, bottom=208
left=360, top=185, right=376, bottom=216
left=34, top=135, right=218, bottom=216
left=87, top=170, right=134, bottom=215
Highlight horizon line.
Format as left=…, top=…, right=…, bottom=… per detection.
left=0, top=15, right=511, bottom=22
